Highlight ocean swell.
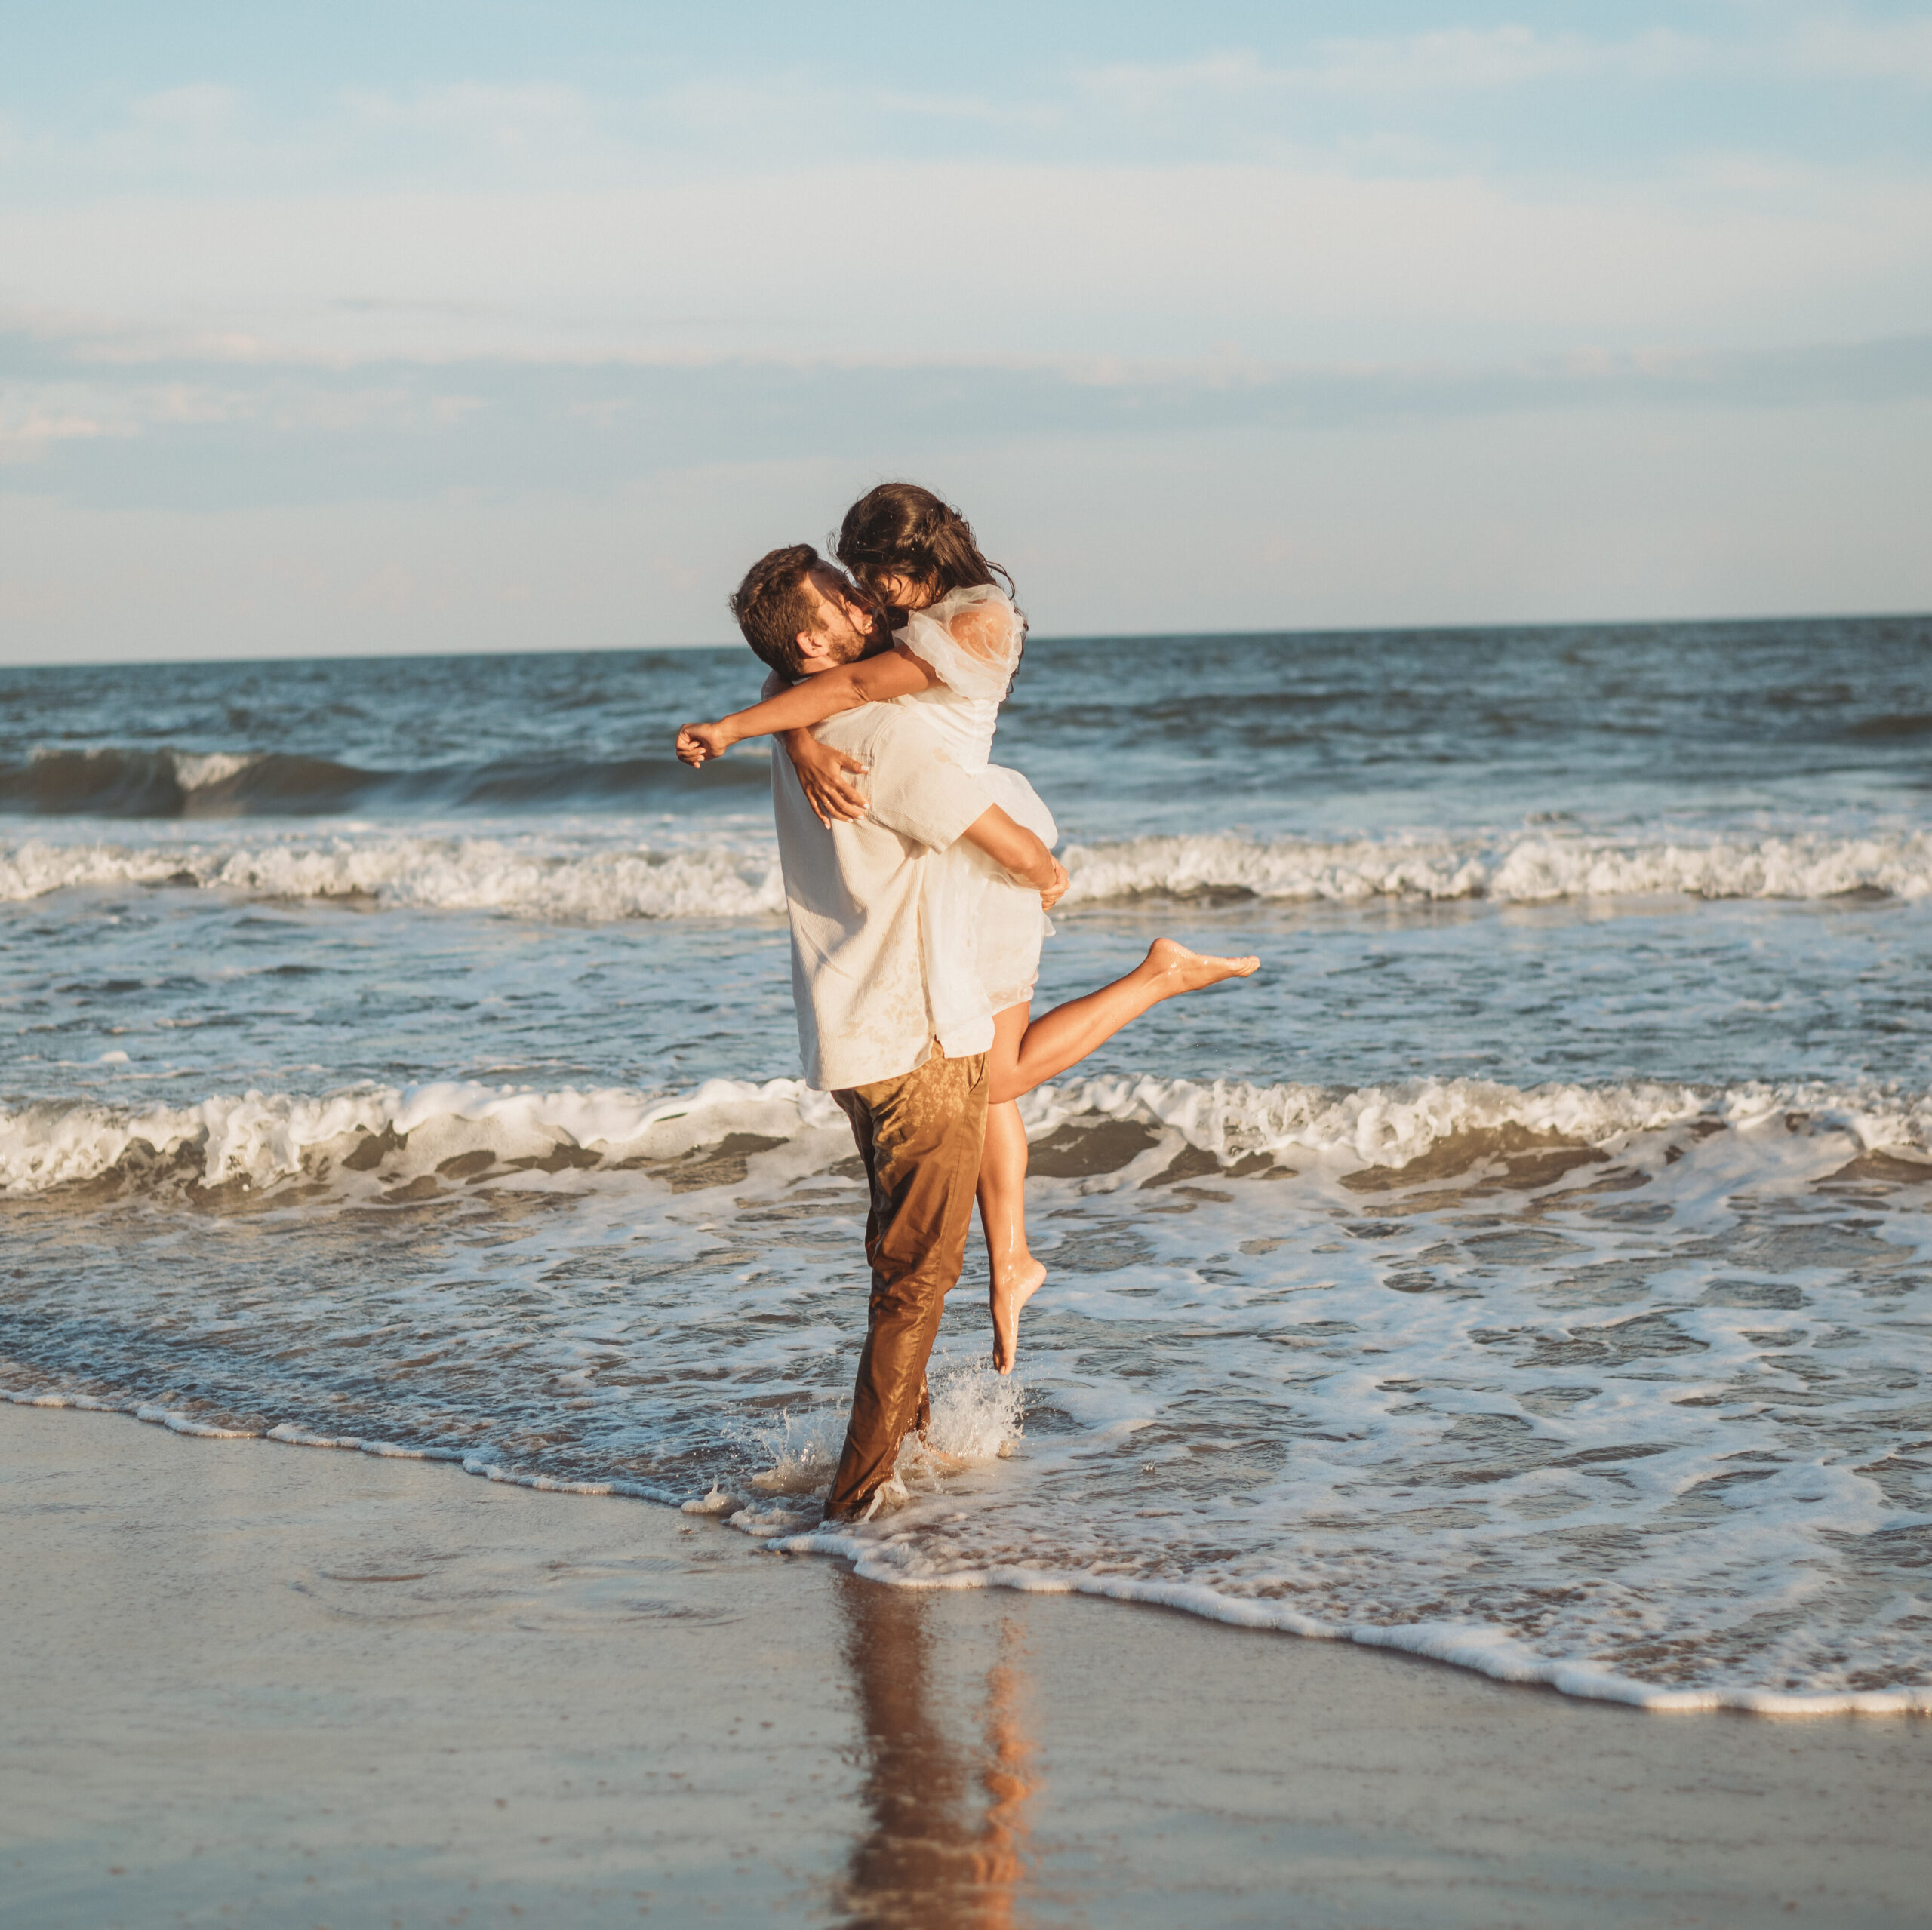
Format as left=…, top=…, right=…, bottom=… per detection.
left=1060, top=828, right=1932, bottom=905
left=8, top=825, right=1931, bottom=915
left=0, top=831, right=785, bottom=917
left=5, top=1071, right=1926, bottom=1201
left=0, top=744, right=766, bottom=819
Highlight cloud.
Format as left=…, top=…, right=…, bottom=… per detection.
left=1079, top=27, right=1708, bottom=108
left=126, top=84, right=245, bottom=137
left=1783, top=15, right=1932, bottom=84
left=2, top=323, right=1925, bottom=511
left=0, top=406, right=127, bottom=464
left=2, top=66, right=1035, bottom=203
left=344, top=82, right=592, bottom=131
left=1078, top=14, right=1932, bottom=105
left=341, top=81, right=611, bottom=156
left=66, top=83, right=256, bottom=180
left=8, top=11, right=1927, bottom=210
left=5, top=151, right=1928, bottom=375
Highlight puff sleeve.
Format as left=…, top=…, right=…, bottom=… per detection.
left=897, top=589, right=1025, bottom=705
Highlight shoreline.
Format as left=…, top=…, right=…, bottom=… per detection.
left=5, top=1400, right=1931, bottom=1927
left=14, top=1385, right=1928, bottom=1719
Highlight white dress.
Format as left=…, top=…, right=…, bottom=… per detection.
left=893, top=585, right=1057, bottom=1032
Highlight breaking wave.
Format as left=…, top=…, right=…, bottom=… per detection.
left=5, top=1070, right=1926, bottom=1202
left=0, top=831, right=784, bottom=918
left=1058, top=828, right=1932, bottom=905
left=0, top=744, right=766, bottom=819
left=6, top=825, right=1931, bottom=915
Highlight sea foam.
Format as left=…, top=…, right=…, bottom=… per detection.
left=1059, top=828, right=1932, bottom=905
left=6, top=825, right=1932, bottom=914
left=0, top=831, right=784, bottom=919
left=4, top=1071, right=1925, bottom=1199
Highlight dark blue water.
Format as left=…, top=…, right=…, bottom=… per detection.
left=5, top=614, right=1927, bottom=834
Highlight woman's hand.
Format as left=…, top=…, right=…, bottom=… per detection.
left=786, top=731, right=869, bottom=826
left=1040, top=859, right=1070, bottom=913
left=676, top=721, right=734, bottom=766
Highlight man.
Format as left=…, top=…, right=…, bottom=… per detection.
left=701, top=544, right=1064, bottom=1522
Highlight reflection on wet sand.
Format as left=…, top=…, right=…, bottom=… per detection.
left=838, top=1572, right=1040, bottom=1928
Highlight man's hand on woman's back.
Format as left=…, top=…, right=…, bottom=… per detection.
left=789, top=735, right=870, bottom=826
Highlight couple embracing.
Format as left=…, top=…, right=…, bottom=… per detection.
left=678, top=484, right=1257, bottom=1523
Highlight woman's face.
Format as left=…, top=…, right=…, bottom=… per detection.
left=865, top=568, right=937, bottom=612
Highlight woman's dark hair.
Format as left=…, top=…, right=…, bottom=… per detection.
left=835, top=483, right=1015, bottom=606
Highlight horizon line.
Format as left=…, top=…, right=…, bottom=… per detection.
left=4, top=605, right=1926, bottom=675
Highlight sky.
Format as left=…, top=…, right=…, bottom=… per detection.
left=1, top=1, right=1928, bottom=662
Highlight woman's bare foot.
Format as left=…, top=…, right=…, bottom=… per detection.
left=990, top=1257, right=1047, bottom=1375
left=1140, top=936, right=1260, bottom=997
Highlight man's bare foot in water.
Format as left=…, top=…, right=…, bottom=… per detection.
left=990, top=1257, right=1047, bottom=1376
left=1141, top=936, right=1261, bottom=996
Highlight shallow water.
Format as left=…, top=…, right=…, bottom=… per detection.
left=4, top=615, right=1929, bottom=1710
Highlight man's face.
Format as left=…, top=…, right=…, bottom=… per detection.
left=795, top=566, right=875, bottom=672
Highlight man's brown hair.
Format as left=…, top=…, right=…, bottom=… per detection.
left=728, top=543, right=823, bottom=678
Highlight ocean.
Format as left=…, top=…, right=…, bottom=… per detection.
left=3, top=613, right=1928, bottom=1713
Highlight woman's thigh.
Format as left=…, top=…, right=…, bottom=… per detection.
left=987, top=1003, right=1031, bottom=1086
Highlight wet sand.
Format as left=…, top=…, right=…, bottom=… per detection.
left=3, top=1402, right=1929, bottom=1929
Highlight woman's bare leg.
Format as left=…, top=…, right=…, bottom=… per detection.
left=977, top=1053, right=1044, bottom=1376
left=987, top=939, right=1258, bottom=1107
left=974, top=940, right=1259, bottom=1373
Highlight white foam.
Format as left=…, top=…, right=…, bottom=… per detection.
left=7, top=824, right=1930, bottom=915
left=5, top=1071, right=1927, bottom=1198
left=134, top=1403, right=257, bottom=1439
left=457, top=1457, right=678, bottom=1502
left=168, top=751, right=257, bottom=792
left=919, top=1361, right=1024, bottom=1464
left=1030, top=1072, right=1932, bottom=1168
left=729, top=1363, right=1021, bottom=1535
left=1060, top=828, right=1932, bottom=905
left=3, top=1389, right=260, bottom=1437
left=755, top=1538, right=1932, bottom=1716
left=1063, top=833, right=1490, bottom=903
left=0, top=830, right=786, bottom=919
left=264, top=1423, right=466, bottom=1461
left=743, top=1404, right=848, bottom=1497
left=0, top=1075, right=848, bottom=1196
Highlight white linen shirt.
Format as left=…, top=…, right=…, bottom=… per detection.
left=771, top=701, right=997, bottom=1092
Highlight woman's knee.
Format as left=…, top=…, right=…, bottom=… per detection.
left=987, top=1065, right=1040, bottom=1106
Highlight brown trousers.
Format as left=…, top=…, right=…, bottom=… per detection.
left=823, top=1048, right=989, bottom=1522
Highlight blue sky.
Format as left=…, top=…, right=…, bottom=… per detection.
left=2, top=2, right=1928, bottom=659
